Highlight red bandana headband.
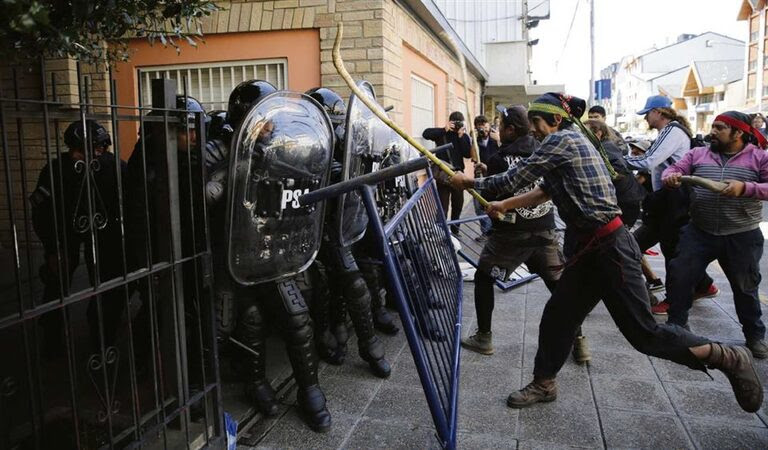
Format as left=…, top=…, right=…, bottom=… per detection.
left=714, top=114, right=768, bottom=149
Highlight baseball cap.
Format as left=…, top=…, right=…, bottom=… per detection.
left=637, top=95, right=672, bottom=115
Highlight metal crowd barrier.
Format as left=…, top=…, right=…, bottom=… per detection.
left=300, top=147, right=461, bottom=450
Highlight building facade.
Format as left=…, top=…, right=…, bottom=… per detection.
left=598, top=32, right=744, bottom=134
left=738, top=0, right=768, bottom=111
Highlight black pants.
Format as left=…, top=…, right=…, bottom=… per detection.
left=533, top=226, right=710, bottom=379
left=475, top=229, right=562, bottom=333
left=633, top=221, right=714, bottom=292
left=667, top=225, right=765, bottom=340
left=436, top=181, right=464, bottom=232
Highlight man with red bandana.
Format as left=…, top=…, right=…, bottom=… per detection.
left=663, top=111, right=768, bottom=359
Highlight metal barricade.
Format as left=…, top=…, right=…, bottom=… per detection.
left=300, top=153, right=461, bottom=450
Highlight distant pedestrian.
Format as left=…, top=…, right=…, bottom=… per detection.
left=471, top=114, right=500, bottom=237
left=587, top=105, right=628, bottom=153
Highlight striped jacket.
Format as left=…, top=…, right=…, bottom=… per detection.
left=662, top=144, right=768, bottom=235
left=625, top=121, right=690, bottom=191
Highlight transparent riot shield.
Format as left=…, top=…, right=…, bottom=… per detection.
left=226, top=92, right=334, bottom=285
left=336, top=80, right=389, bottom=247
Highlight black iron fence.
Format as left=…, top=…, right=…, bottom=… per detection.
left=0, top=61, right=223, bottom=449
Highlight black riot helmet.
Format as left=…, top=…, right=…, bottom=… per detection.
left=305, top=87, right=346, bottom=126
left=176, top=95, right=209, bottom=129
left=207, top=109, right=228, bottom=139
left=226, top=80, right=277, bottom=129
left=64, top=119, right=112, bottom=151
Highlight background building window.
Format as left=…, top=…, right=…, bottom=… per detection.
left=411, top=74, right=436, bottom=149
left=138, top=59, right=288, bottom=111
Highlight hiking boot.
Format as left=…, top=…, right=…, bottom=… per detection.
left=506, top=379, right=557, bottom=408
left=651, top=300, right=670, bottom=315
left=705, top=343, right=763, bottom=413
left=694, top=284, right=719, bottom=301
left=461, top=331, right=494, bottom=355
left=746, top=338, right=768, bottom=359
left=572, top=335, right=591, bottom=364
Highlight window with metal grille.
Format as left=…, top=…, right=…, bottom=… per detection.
left=138, top=59, right=288, bottom=111
left=411, top=74, right=436, bottom=149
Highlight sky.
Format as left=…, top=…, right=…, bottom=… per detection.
left=529, top=0, right=746, bottom=98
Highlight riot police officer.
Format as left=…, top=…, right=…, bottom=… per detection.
left=207, top=80, right=332, bottom=432
left=305, top=86, right=392, bottom=378
left=31, top=119, right=127, bottom=354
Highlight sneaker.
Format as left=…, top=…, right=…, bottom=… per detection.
left=461, top=331, right=494, bottom=355
left=572, top=335, right=591, bottom=364
left=651, top=300, right=670, bottom=315
left=746, top=338, right=768, bottom=359
left=646, top=278, right=665, bottom=293
left=474, top=235, right=488, bottom=243
left=693, top=284, right=719, bottom=301
left=506, top=379, right=557, bottom=408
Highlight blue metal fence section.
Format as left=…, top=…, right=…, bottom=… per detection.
left=360, top=177, right=461, bottom=450
left=299, top=153, right=461, bottom=450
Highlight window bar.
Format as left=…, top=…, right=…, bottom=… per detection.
left=208, top=68, right=214, bottom=111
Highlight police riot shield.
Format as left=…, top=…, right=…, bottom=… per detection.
left=227, top=92, right=334, bottom=285
left=336, top=80, right=389, bottom=247
left=375, top=129, right=420, bottom=223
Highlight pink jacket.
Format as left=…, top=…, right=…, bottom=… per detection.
left=662, top=144, right=768, bottom=235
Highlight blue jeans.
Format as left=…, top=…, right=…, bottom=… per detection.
left=473, top=198, right=492, bottom=235
left=667, top=224, right=765, bottom=341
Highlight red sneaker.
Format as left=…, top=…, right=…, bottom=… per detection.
left=651, top=301, right=670, bottom=315
left=694, top=284, right=719, bottom=301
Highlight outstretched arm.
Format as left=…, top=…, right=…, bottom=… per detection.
left=485, top=186, right=551, bottom=217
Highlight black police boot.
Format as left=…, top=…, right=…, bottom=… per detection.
left=345, top=276, right=391, bottom=378
left=296, top=385, right=331, bottom=433
left=245, top=381, right=279, bottom=417
left=236, top=305, right=279, bottom=416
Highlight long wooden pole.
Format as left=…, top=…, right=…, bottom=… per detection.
left=331, top=23, right=494, bottom=212
left=440, top=31, right=479, bottom=164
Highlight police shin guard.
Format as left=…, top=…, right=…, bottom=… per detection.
left=360, top=262, right=399, bottom=335
left=329, top=294, right=350, bottom=362
left=304, top=266, right=345, bottom=365
left=235, top=304, right=279, bottom=417
left=282, top=311, right=331, bottom=432
left=344, top=275, right=391, bottom=378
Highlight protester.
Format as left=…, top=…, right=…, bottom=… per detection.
left=461, top=106, right=574, bottom=358
left=585, top=119, right=645, bottom=227
left=472, top=115, right=500, bottom=237
left=449, top=92, right=763, bottom=414
left=587, top=105, right=628, bottom=153
left=625, top=95, right=718, bottom=314
left=663, top=111, right=768, bottom=359
left=422, top=112, right=472, bottom=235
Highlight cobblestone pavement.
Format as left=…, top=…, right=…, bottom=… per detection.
left=238, top=241, right=768, bottom=449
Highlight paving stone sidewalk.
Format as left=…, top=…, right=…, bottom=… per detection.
left=238, top=243, right=768, bottom=449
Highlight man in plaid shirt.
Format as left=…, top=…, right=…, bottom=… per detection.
left=450, top=92, right=763, bottom=413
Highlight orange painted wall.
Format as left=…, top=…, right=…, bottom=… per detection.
left=401, top=43, right=447, bottom=134
left=112, top=29, right=321, bottom=159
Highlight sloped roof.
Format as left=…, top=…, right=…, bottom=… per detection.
left=637, top=32, right=743, bottom=59
left=738, top=0, right=764, bottom=20
left=693, top=60, right=743, bottom=87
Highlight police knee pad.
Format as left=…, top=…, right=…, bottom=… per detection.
left=239, top=304, right=264, bottom=331
left=283, top=311, right=314, bottom=345
left=343, top=276, right=370, bottom=310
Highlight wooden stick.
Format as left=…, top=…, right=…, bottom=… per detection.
left=440, top=31, right=479, bottom=164
left=680, top=175, right=728, bottom=193
left=331, top=23, right=496, bottom=213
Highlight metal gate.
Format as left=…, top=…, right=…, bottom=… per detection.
left=0, top=61, right=223, bottom=448
left=300, top=153, right=462, bottom=450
